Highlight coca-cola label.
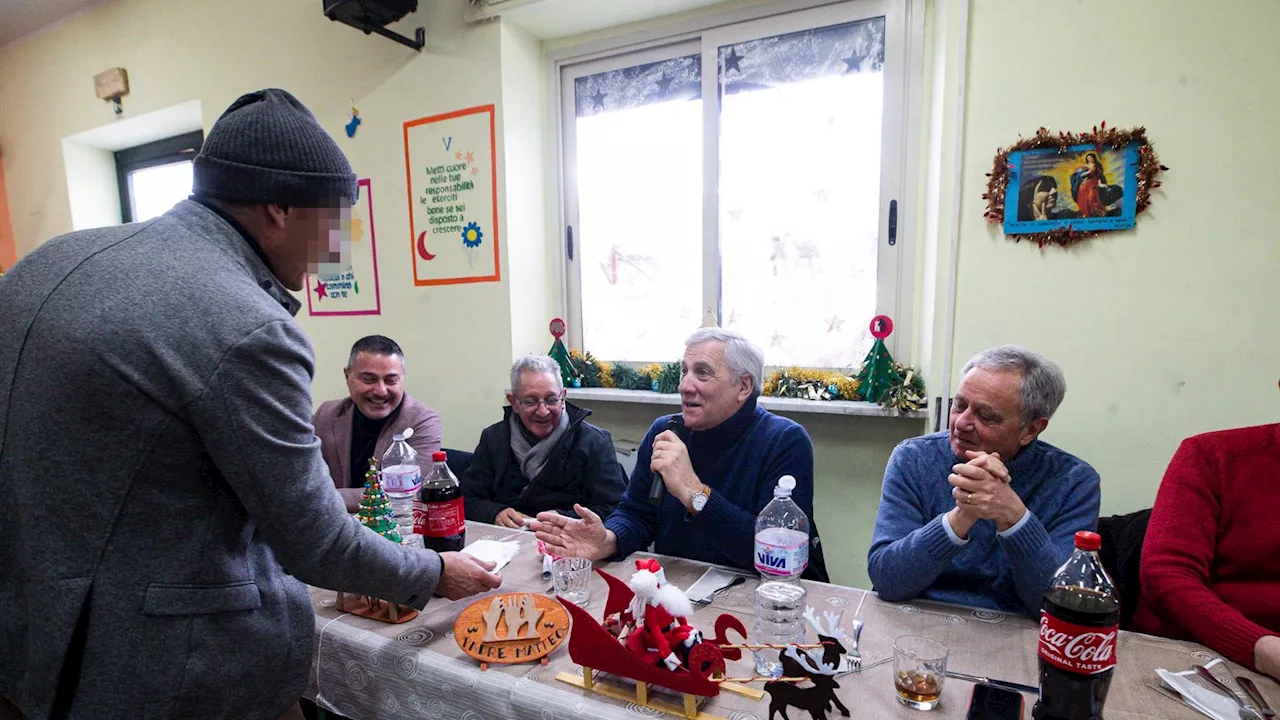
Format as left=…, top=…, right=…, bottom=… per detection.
left=413, top=498, right=465, bottom=537
left=1038, top=611, right=1118, bottom=675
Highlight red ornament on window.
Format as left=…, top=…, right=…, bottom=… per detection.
left=869, top=315, right=893, bottom=339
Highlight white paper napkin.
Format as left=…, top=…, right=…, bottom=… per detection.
left=460, top=540, right=521, bottom=574
left=684, top=567, right=751, bottom=603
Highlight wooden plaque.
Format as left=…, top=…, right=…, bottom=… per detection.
left=454, top=593, right=570, bottom=668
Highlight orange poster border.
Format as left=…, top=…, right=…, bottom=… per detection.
left=403, top=104, right=501, bottom=286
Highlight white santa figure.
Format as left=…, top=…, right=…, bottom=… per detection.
left=617, top=558, right=703, bottom=671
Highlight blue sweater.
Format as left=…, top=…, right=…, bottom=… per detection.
left=866, top=432, right=1100, bottom=615
left=605, top=398, right=829, bottom=582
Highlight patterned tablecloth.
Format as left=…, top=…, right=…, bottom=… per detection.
left=306, top=522, right=1278, bottom=719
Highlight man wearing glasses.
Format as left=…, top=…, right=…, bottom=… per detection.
left=461, top=355, right=627, bottom=528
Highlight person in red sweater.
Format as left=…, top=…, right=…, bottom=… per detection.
left=1134, top=424, right=1280, bottom=679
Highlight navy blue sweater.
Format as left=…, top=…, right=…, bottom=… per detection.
left=604, top=398, right=829, bottom=582
left=867, top=432, right=1101, bottom=615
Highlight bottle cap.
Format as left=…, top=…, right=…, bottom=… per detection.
left=777, top=475, right=796, bottom=493
left=432, top=451, right=448, bottom=462
left=1074, top=530, right=1101, bottom=552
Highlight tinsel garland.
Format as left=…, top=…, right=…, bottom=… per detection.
left=879, top=364, right=927, bottom=414
left=763, top=367, right=861, bottom=401
left=563, top=350, right=926, bottom=411
left=983, top=122, right=1168, bottom=248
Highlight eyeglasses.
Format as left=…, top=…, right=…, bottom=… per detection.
left=517, top=396, right=563, bottom=409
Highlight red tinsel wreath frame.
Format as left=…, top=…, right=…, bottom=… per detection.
left=983, top=122, right=1169, bottom=249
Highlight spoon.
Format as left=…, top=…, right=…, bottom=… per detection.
left=1237, top=677, right=1276, bottom=718
left=1194, top=665, right=1263, bottom=719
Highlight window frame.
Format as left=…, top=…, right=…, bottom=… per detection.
left=550, top=0, right=924, bottom=366
left=114, top=130, right=203, bottom=223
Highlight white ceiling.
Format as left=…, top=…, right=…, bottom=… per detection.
left=0, top=0, right=735, bottom=48
left=477, top=0, right=734, bottom=40
left=0, top=0, right=107, bottom=47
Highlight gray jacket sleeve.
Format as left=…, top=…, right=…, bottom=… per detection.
left=187, top=320, right=441, bottom=608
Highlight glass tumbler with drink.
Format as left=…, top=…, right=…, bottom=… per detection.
left=894, top=635, right=948, bottom=711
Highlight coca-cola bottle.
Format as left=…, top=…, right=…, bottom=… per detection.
left=1033, top=530, right=1119, bottom=720
left=413, top=451, right=466, bottom=553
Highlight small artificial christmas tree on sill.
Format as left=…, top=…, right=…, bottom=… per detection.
left=855, top=315, right=902, bottom=405
left=547, top=317, right=578, bottom=387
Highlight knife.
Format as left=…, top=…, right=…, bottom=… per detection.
left=1237, top=677, right=1276, bottom=719
left=945, top=670, right=1039, bottom=695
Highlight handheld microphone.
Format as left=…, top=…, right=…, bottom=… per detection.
left=648, top=415, right=686, bottom=505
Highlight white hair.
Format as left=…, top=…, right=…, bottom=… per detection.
left=684, top=327, right=764, bottom=395
left=961, top=345, right=1066, bottom=424
left=509, top=355, right=564, bottom=394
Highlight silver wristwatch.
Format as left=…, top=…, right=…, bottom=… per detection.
left=690, top=487, right=710, bottom=514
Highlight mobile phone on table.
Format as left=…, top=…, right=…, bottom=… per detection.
left=966, top=683, right=1025, bottom=720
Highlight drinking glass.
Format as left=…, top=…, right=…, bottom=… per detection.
left=893, top=635, right=948, bottom=710
left=552, top=557, right=592, bottom=606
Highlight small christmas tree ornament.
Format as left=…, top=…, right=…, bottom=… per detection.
left=855, top=315, right=902, bottom=405
left=547, top=317, right=577, bottom=387
left=357, top=459, right=401, bottom=543
left=334, top=459, right=420, bottom=624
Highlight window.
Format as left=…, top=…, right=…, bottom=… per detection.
left=559, top=1, right=913, bottom=368
left=115, top=131, right=203, bottom=223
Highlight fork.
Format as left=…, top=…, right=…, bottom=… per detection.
left=692, top=576, right=747, bottom=608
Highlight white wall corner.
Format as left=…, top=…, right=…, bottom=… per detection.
left=500, top=19, right=555, bottom=358
left=61, top=99, right=203, bottom=231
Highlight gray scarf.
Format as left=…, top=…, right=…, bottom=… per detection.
left=509, top=410, right=570, bottom=481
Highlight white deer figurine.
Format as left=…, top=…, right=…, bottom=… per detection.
left=802, top=605, right=862, bottom=672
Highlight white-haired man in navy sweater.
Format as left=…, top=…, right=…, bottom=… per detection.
left=532, top=328, right=829, bottom=582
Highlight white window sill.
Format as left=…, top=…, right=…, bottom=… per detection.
left=565, top=387, right=927, bottom=419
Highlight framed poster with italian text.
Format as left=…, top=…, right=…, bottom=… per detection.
left=305, top=178, right=381, bottom=316
left=404, top=105, right=501, bottom=286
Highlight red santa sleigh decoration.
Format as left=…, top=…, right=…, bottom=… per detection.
left=554, top=559, right=756, bottom=719
left=615, top=558, right=706, bottom=671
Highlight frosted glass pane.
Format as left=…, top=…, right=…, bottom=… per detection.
left=719, top=19, right=885, bottom=368
left=574, top=55, right=702, bottom=361
left=129, top=160, right=194, bottom=222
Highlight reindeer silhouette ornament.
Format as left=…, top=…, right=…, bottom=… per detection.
left=763, top=606, right=864, bottom=720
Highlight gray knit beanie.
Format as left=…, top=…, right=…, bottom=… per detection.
left=193, top=88, right=357, bottom=207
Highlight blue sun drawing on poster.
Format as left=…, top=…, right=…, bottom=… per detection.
left=462, top=222, right=484, bottom=248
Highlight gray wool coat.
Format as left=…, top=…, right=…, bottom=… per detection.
left=0, top=200, right=441, bottom=719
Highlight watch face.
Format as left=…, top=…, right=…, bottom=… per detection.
left=692, top=493, right=708, bottom=511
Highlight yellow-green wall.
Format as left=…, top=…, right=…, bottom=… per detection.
left=951, top=0, right=1280, bottom=512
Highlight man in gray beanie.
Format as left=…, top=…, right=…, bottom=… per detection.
left=0, top=89, right=500, bottom=720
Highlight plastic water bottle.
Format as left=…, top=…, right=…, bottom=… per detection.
left=381, top=428, right=423, bottom=548
left=752, top=474, right=811, bottom=677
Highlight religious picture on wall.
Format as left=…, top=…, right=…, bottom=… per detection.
left=404, top=105, right=500, bottom=286
left=1002, top=142, right=1140, bottom=235
left=305, top=178, right=382, bottom=316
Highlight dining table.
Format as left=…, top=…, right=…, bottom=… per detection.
left=303, top=521, right=1278, bottom=719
